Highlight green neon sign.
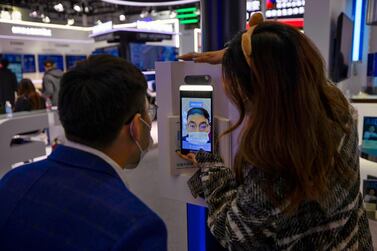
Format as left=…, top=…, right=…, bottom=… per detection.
left=179, top=19, right=199, bottom=24
left=176, top=7, right=197, bottom=13
left=177, top=13, right=198, bottom=19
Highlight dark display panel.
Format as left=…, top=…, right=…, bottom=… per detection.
left=129, top=43, right=178, bottom=71
left=66, top=55, right=87, bottom=70
left=92, top=46, right=120, bottom=57
left=38, top=54, right=64, bottom=72
left=2, top=53, right=23, bottom=82
left=22, top=54, right=36, bottom=73
left=330, top=12, right=354, bottom=83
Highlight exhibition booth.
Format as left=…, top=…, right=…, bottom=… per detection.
left=0, top=0, right=377, bottom=250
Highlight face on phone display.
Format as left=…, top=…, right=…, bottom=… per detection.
left=180, top=88, right=213, bottom=154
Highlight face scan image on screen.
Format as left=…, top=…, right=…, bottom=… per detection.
left=181, top=98, right=212, bottom=152
left=363, top=117, right=377, bottom=151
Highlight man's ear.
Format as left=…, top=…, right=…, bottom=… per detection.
left=129, top=113, right=143, bottom=142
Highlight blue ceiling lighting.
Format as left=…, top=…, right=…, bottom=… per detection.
left=352, top=0, right=365, bottom=61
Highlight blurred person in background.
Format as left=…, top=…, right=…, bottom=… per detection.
left=42, top=59, right=63, bottom=106
left=0, top=58, right=17, bottom=112
left=14, top=78, right=45, bottom=112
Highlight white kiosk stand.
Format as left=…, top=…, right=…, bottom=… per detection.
left=156, top=61, right=238, bottom=206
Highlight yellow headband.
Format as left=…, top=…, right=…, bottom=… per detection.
left=241, top=12, right=264, bottom=67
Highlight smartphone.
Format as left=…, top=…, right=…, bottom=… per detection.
left=180, top=84, right=213, bottom=155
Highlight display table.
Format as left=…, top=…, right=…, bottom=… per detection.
left=0, top=111, right=49, bottom=177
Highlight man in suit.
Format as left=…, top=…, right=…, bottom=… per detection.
left=0, top=55, right=167, bottom=251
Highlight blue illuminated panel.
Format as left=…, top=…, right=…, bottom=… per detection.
left=66, top=55, right=87, bottom=70
left=38, top=54, right=64, bottom=72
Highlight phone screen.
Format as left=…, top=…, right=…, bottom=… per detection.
left=180, top=85, right=213, bottom=154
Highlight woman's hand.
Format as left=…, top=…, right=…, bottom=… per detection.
left=178, top=49, right=227, bottom=65
left=176, top=151, right=199, bottom=168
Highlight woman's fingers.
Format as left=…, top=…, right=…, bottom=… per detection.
left=178, top=50, right=225, bottom=64
left=177, top=52, right=198, bottom=60
left=176, top=151, right=199, bottom=167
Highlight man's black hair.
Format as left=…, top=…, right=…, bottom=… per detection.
left=44, top=59, right=55, bottom=67
left=187, top=107, right=210, bottom=122
left=58, top=55, right=147, bottom=148
left=0, top=58, right=9, bottom=68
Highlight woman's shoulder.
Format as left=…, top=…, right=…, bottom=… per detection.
left=14, top=95, right=32, bottom=112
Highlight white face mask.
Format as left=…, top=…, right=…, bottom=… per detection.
left=187, top=132, right=209, bottom=145
left=124, top=117, right=152, bottom=169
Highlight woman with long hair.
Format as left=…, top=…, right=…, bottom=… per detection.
left=179, top=13, right=373, bottom=250
left=15, top=78, right=45, bottom=112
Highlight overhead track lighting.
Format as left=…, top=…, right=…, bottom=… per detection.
left=54, top=3, right=64, bottom=12
left=73, top=3, right=82, bottom=12
left=140, top=9, right=149, bottom=18
left=119, top=14, right=126, bottom=21
left=169, top=10, right=177, bottom=18
left=151, top=9, right=158, bottom=17
left=0, top=10, right=11, bottom=20
left=11, top=10, right=22, bottom=20
left=29, top=10, right=38, bottom=18
left=67, top=18, right=75, bottom=25
left=42, top=16, right=51, bottom=23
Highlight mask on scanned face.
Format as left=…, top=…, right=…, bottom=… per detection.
left=187, top=132, right=209, bottom=145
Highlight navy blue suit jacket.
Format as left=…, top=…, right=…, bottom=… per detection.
left=0, top=145, right=167, bottom=251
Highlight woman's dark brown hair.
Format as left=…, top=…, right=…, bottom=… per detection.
left=222, top=21, right=354, bottom=211
left=18, top=78, right=44, bottom=110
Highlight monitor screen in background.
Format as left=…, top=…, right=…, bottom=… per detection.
left=38, top=55, right=64, bottom=72
left=362, top=116, right=377, bottom=150
left=2, top=54, right=23, bottom=82
left=66, top=55, right=87, bottom=70
left=22, top=54, right=36, bottom=73
left=129, top=43, right=178, bottom=71
left=8, top=63, right=23, bottom=83
left=92, top=48, right=104, bottom=55
left=103, top=46, right=120, bottom=57
left=91, top=46, right=120, bottom=57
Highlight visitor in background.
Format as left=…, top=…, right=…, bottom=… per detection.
left=42, top=59, right=63, bottom=106
left=0, top=58, right=17, bottom=112
left=14, top=78, right=45, bottom=112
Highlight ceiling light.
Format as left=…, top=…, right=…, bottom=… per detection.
left=151, top=9, right=158, bottom=17
left=54, top=3, right=64, bottom=12
left=67, top=18, right=75, bottom=25
left=84, top=6, right=90, bottom=13
left=30, top=10, right=38, bottom=18
left=11, top=10, right=22, bottom=20
left=0, top=10, right=11, bottom=20
left=73, top=4, right=82, bottom=12
left=42, top=16, right=51, bottom=23
left=140, top=9, right=149, bottom=18
left=119, top=14, right=126, bottom=21
left=169, top=10, right=177, bottom=18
